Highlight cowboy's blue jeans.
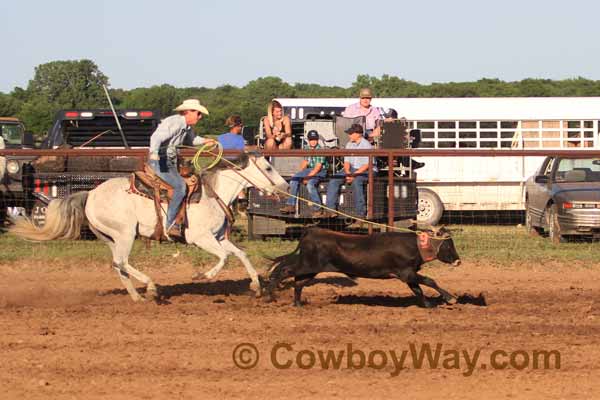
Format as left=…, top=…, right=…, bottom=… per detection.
left=148, top=158, right=186, bottom=228
left=326, top=168, right=367, bottom=216
left=286, top=168, right=326, bottom=210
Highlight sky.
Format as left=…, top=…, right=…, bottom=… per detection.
left=1, top=0, right=599, bottom=93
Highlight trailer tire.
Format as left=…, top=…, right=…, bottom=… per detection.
left=417, top=188, right=443, bottom=226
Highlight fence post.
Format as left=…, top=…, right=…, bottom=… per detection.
left=387, top=152, right=395, bottom=231
left=368, top=156, right=374, bottom=235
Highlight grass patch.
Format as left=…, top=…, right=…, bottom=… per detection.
left=2, top=224, right=600, bottom=269
left=0, top=230, right=298, bottom=271
left=453, top=225, right=600, bottom=264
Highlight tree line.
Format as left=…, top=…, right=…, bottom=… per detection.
left=2, top=59, right=600, bottom=137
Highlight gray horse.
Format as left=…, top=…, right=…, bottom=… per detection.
left=11, top=153, right=288, bottom=302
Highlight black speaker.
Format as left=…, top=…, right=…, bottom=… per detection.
left=380, top=120, right=410, bottom=149
left=241, top=126, right=257, bottom=145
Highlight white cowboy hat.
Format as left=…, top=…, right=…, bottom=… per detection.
left=174, top=99, right=210, bottom=115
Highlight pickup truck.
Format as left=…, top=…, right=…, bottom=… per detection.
left=20, top=109, right=161, bottom=226
left=0, top=117, right=36, bottom=223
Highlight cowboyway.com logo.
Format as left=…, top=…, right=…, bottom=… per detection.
left=232, top=342, right=561, bottom=377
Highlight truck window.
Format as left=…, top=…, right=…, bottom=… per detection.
left=0, top=123, right=24, bottom=145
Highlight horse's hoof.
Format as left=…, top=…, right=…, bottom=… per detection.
left=146, top=285, right=159, bottom=301
left=250, top=283, right=262, bottom=297
left=445, top=296, right=457, bottom=305
left=192, top=272, right=208, bottom=281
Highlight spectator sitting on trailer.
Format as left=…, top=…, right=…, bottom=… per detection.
left=218, top=115, right=248, bottom=211
left=263, top=100, right=292, bottom=150
left=218, top=115, right=245, bottom=153
left=279, top=130, right=328, bottom=218
left=325, top=124, right=376, bottom=219
left=342, top=88, right=384, bottom=141
left=383, top=107, right=398, bottom=122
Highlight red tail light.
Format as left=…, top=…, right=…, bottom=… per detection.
left=65, top=111, right=79, bottom=118
left=563, top=202, right=573, bottom=209
left=139, top=111, right=153, bottom=118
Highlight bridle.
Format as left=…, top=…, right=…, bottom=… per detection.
left=229, top=155, right=278, bottom=191
left=204, top=155, right=279, bottom=238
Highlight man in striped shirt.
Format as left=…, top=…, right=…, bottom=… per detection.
left=280, top=130, right=328, bottom=217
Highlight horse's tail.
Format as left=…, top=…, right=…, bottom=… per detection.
left=10, top=191, right=89, bottom=241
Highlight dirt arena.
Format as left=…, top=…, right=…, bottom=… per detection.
left=1, top=258, right=599, bottom=399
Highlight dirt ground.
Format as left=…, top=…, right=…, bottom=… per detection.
left=1, top=258, right=599, bottom=400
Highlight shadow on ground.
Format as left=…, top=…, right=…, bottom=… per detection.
left=335, top=292, right=487, bottom=308
left=99, top=276, right=358, bottom=302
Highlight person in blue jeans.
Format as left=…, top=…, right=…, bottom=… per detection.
left=280, top=130, right=328, bottom=218
left=148, top=99, right=214, bottom=239
left=325, top=123, right=376, bottom=218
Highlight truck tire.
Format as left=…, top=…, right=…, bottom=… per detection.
left=417, top=188, right=443, bottom=226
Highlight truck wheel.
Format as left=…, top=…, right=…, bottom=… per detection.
left=247, top=215, right=263, bottom=241
left=31, top=200, right=48, bottom=228
left=417, top=188, right=443, bottom=226
left=547, top=205, right=566, bottom=244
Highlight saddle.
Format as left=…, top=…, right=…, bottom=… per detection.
left=128, top=162, right=202, bottom=241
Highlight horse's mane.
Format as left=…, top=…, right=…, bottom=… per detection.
left=201, top=152, right=251, bottom=198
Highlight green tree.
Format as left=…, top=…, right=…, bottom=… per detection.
left=0, top=92, right=22, bottom=116
left=19, top=59, right=109, bottom=134
left=120, top=84, right=182, bottom=118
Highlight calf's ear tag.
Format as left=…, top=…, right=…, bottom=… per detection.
left=417, top=232, right=436, bottom=262
left=418, top=232, right=431, bottom=248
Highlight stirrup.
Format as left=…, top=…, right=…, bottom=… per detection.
left=165, top=222, right=182, bottom=241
